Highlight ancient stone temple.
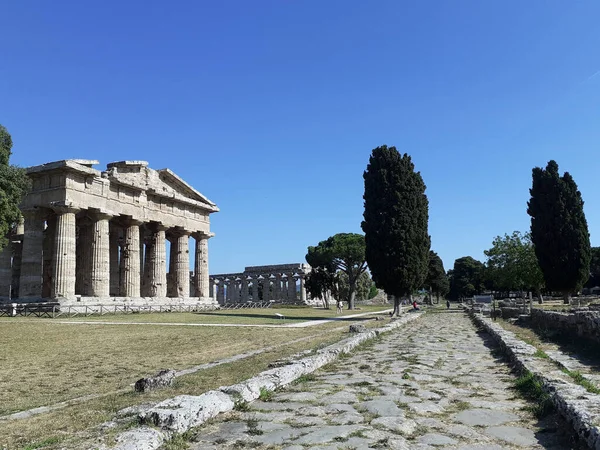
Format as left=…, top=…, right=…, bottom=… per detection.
left=0, top=160, right=218, bottom=306
left=210, top=263, right=315, bottom=305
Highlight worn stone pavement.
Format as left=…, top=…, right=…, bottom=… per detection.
left=187, top=311, right=579, bottom=449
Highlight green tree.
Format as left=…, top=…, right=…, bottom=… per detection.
left=424, top=251, right=449, bottom=303
left=338, top=271, right=372, bottom=303
left=484, top=231, right=544, bottom=302
left=527, top=160, right=591, bottom=303
left=584, top=247, right=600, bottom=289
left=0, top=125, right=29, bottom=250
left=304, top=267, right=336, bottom=309
left=362, top=146, right=430, bottom=316
left=305, top=233, right=367, bottom=310
left=449, top=256, right=485, bottom=300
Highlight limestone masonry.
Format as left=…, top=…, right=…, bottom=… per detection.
left=0, top=159, right=218, bottom=307
left=210, top=263, right=312, bottom=304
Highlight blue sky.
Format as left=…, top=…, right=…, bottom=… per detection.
left=2, top=1, right=600, bottom=275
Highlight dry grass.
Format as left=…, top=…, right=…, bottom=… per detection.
left=0, top=304, right=390, bottom=325
left=0, top=307, right=390, bottom=449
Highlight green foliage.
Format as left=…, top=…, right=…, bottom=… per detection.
left=306, top=233, right=367, bottom=309
left=304, top=267, right=335, bottom=308
left=527, top=160, right=591, bottom=301
left=367, top=282, right=378, bottom=299
left=585, top=247, right=600, bottom=288
left=513, top=370, right=553, bottom=418
left=0, top=125, right=30, bottom=250
left=361, top=146, right=430, bottom=307
left=448, top=256, right=485, bottom=300
left=484, top=231, right=544, bottom=294
left=258, top=386, right=273, bottom=402
left=425, top=251, right=449, bottom=299
left=337, top=271, right=372, bottom=302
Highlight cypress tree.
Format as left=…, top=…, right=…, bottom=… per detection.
left=361, top=146, right=430, bottom=315
left=527, top=160, right=591, bottom=303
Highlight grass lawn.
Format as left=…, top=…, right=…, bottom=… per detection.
left=8, top=304, right=391, bottom=325
left=0, top=306, right=390, bottom=449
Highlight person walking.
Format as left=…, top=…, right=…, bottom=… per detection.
left=446, top=299, right=451, bottom=310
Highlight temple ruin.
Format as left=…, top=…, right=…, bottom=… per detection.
left=210, top=263, right=314, bottom=305
left=0, top=159, right=218, bottom=306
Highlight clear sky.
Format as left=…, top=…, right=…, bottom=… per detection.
left=2, top=1, right=600, bottom=275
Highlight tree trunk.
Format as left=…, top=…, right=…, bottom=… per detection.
left=563, top=291, right=571, bottom=305
left=348, top=288, right=356, bottom=310
left=391, top=295, right=401, bottom=316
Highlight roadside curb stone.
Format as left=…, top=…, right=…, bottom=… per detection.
left=469, top=310, right=600, bottom=449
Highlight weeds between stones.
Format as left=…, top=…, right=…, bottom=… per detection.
left=258, top=387, right=274, bottom=402
left=533, top=349, right=550, bottom=359
left=513, top=371, right=553, bottom=418
left=293, top=373, right=317, bottom=384
left=561, top=369, right=600, bottom=395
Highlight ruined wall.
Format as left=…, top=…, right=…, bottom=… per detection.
left=530, top=309, right=600, bottom=344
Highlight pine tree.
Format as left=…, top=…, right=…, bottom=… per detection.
left=0, top=125, right=29, bottom=250
left=527, top=160, right=591, bottom=303
left=361, top=146, right=430, bottom=315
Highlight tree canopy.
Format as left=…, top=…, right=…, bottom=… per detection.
left=484, top=231, right=544, bottom=299
left=585, top=247, right=600, bottom=289
left=305, top=233, right=367, bottom=310
left=0, top=125, right=29, bottom=250
left=527, top=160, right=591, bottom=303
left=448, top=256, right=485, bottom=300
left=361, top=145, right=430, bottom=315
left=425, top=251, right=449, bottom=302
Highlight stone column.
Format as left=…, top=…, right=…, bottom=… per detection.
left=252, top=278, right=260, bottom=301
left=209, top=279, right=215, bottom=298
left=11, top=241, right=22, bottom=298
left=42, top=215, right=56, bottom=298
left=19, top=210, right=45, bottom=298
left=171, top=231, right=190, bottom=298
left=300, top=275, right=306, bottom=302
left=229, top=279, right=236, bottom=302
left=145, top=224, right=167, bottom=297
left=262, top=276, right=270, bottom=302
left=120, top=219, right=141, bottom=297
left=51, top=207, right=79, bottom=300
left=287, top=273, right=296, bottom=301
left=0, top=241, right=13, bottom=298
left=241, top=277, right=249, bottom=302
left=216, top=280, right=225, bottom=303
left=76, top=218, right=93, bottom=296
left=139, top=229, right=146, bottom=292
left=281, top=278, right=288, bottom=301
left=193, top=233, right=210, bottom=298
left=89, top=213, right=112, bottom=297
left=273, top=274, right=281, bottom=300
left=109, top=225, right=121, bottom=296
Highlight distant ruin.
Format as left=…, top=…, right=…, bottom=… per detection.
left=210, top=263, right=313, bottom=304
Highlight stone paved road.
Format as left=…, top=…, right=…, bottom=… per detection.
left=188, top=311, right=579, bottom=449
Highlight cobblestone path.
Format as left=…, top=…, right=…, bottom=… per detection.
left=189, top=311, right=578, bottom=449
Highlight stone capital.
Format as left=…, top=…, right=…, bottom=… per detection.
left=167, top=227, right=191, bottom=239
left=192, top=231, right=212, bottom=240
left=21, top=208, right=47, bottom=220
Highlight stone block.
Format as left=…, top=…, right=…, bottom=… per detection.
left=135, top=369, right=176, bottom=393
left=349, top=324, right=367, bottom=333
